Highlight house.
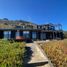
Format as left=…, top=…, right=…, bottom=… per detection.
left=0, top=19, right=63, bottom=40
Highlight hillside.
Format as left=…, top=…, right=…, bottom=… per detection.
left=0, top=18, right=37, bottom=29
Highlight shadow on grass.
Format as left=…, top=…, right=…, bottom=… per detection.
left=23, top=47, right=33, bottom=67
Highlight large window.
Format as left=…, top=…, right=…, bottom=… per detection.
left=23, top=31, right=30, bottom=38
left=4, top=31, right=11, bottom=39
left=32, top=32, right=36, bottom=39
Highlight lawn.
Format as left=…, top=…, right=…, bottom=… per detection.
left=41, top=39, right=67, bottom=67
left=0, top=39, right=26, bottom=67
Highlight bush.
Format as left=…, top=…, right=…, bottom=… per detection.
left=41, top=39, right=67, bottom=67
left=0, top=39, right=26, bottom=67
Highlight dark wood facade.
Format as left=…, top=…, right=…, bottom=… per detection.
left=0, top=29, right=63, bottom=41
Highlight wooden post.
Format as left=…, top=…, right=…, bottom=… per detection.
left=53, top=31, right=55, bottom=39
left=11, top=30, right=16, bottom=39
left=43, top=32, right=46, bottom=40
left=55, top=32, right=57, bottom=39
left=0, top=31, right=4, bottom=39
left=20, top=31, right=23, bottom=36
left=36, top=31, right=41, bottom=40
left=29, top=31, right=32, bottom=39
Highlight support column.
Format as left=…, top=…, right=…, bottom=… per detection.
left=50, top=32, right=53, bottom=39
left=41, top=32, right=43, bottom=40
left=20, top=31, right=23, bottom=36
left=61, top=32, right=64, bottom=39
left=46, top=32, right=48, bottom=40
left=32, top=31, right=37, bottom=40
left=53, top=32, right=55, bottom=39
left=58, top=32, right=60, bottom=39
left=60, top=32, right=63, bottom=39
left=55, top=32, right=58, bottom=39
left=36, top=32, right=41, bottom=40
left=57, top=32, right=60, bottom=39
left=46, top=32, right=50, bottom=39
left=29, top=31, right=32, bottom=39
left=0, top=31, right=4, bottom=39
left=11, top=30, right=16, bottom=39
left=43, top=32, right=46, bottom=40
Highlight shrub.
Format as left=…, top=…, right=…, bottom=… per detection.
left=0, top=39, right=26, bottom=67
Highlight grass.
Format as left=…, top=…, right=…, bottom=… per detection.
left=41, top=39, right=67, bottom=67
left=0, top=39, right=26, bottom=67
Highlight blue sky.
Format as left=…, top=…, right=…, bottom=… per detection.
left=0, top=0, right=67, bottom=30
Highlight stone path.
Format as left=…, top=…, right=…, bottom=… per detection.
left=24, top=42, right=53, bottom=67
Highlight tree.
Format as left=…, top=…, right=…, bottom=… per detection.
left=3, top=18, right=8, bottom=20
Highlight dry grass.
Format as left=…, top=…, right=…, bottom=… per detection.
left=41, top=39, right=67, bottom=67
